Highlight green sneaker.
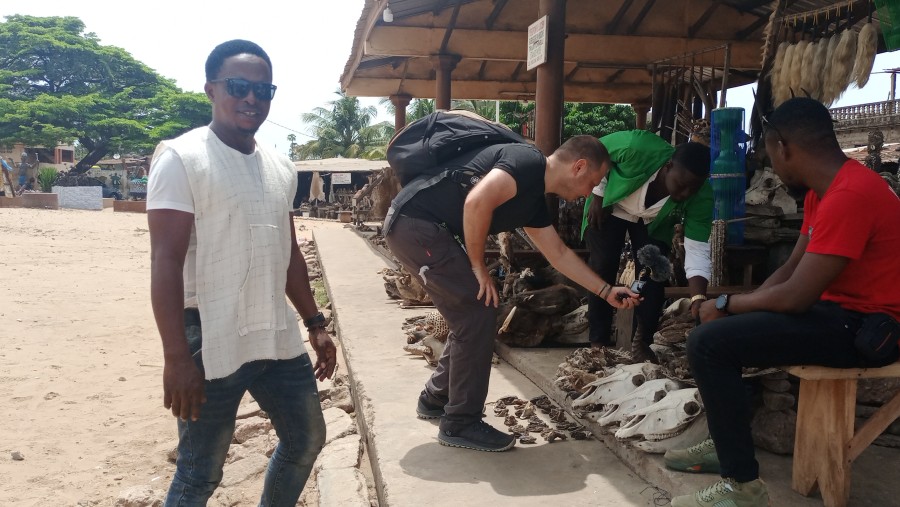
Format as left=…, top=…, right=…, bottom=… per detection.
left=664, top=438, right=720, bottom=473
left=671, top=478, right=770, bottom=507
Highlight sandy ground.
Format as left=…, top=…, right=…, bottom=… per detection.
left=0, top=208, right=338, bottom=506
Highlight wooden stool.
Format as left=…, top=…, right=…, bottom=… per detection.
left=785, top=363, right=900, bottom=507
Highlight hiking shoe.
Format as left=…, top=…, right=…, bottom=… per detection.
left=664, top=438, right=720, bottom=473
left=670, top=478, right=770, bottom=507
left=438, top=420, right=516, bottom=452
left=416, top=390, right=445, bottom=419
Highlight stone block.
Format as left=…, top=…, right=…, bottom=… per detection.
left=233, top=416, right=272, bottom=444
left=114, top=200, right=147, bottom=213
left=322, top=407, right=357, bottom=446
left=0, top=196, right=24, bottom=208
left=53, top=185, right=102, bottom=210
left=21, top=192, right=59, bottom=209
left=317, top=467, right=369, bottom=507
left=114, top=485, right=165, bottom=507
left=315, top=435, right=361, bottom=471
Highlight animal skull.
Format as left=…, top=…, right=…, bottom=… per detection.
left=595, top=379, right=681, bottom=427
left=633, top=413, right=710, bottom=454
left=571, top=363, right=663, bottom=410
left=614, top=388, right=703, bottom=441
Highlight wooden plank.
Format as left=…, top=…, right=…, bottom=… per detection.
left=792, top=378, right=856, bottom=507
left=785, top=363, right=900, bottom=380
left=848, top=389, right=900, bottom=462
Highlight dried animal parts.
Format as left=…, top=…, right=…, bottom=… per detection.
left=401, top=312, right=448, bottom=365
left=772, top=24, right=879, bottom=107
left=494, top=394, right=590, bottom=444
left=381, top=266, right=431, bottom=306
left=614, top=387, right=704, bottom=441
left=571, top=363, right=665, bottom=410
left=594, top=378, right=681, bottom=426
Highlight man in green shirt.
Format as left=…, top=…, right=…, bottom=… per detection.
left=582, top=130, right=713, bottom=362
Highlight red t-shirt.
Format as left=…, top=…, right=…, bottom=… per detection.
left=801, top=160, right=900, bottom=321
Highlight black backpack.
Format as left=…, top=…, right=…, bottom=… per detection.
left=382, top=110, right=529, bottom=234
left=387, top=110, right=529, bottom=186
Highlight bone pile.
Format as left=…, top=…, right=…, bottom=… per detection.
left=493, top=394, right=590, bottom=444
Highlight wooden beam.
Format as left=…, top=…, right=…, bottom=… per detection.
left=485, top=0, right=509, bottom=30
left=477, top=60, right=488, bottom=80
left=440, top=1, right=462, bottom=53
left=735, top=15, right=769, bottom=40
left=626, top=0, right=657, bottom=35
left=365, top=27, right=764, bottom=69
left=511, top=61, right=525, bottom=81
left=607, top=0, right=635, bottom=34
left=565, top=64, right=581, bottom=81
left=688, top=3, right=720, bottom=38
left=432, top=0, right=453, bottom=15
left=345, top=78, right=653, bottom=104
left=606, top=68, right=626, bottom=83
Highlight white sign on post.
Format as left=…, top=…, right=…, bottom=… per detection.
left=331, top=172, right=352, bottom=185
left=527, top=15, right=548, bottom=71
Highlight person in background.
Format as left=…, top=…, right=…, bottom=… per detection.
left=582, top=131, right=712, bottom=362
left=147, top=39, right=335, bottom=506
left=667, top=97, right=900, bottom=507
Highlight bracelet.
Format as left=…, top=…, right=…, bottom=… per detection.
left=598, top=283, right=610, bottom=298
left=303, top=311, right=327, bottom=330
left=690, top=294, right=707, bottom=304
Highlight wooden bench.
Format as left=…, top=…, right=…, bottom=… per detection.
left=785, top=363, right=900, bottom=507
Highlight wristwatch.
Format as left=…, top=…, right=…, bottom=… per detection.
left=715, top=294, right=731, bottom=314
left=303, top=311, right=327, bottom=331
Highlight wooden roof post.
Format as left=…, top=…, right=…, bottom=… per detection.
left=633, top=104, right=650, bottom=130
left=431, top=54, right=461, bottom=111
left=390, top=93, right=412, bottom=132
left=535, top=0, right=566, bottom=222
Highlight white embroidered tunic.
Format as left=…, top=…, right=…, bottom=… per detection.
left=148, top=127, right=306, bottom=379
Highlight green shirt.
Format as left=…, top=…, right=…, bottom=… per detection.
left=581, top=130, right=713, bottom=245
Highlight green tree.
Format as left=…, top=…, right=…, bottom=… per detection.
left=0, top=15, right=210, bottom=173
left=286, top=134, right=297, bottom=160
left=297, top=90, right=391, bottom=160
left=562, top=103, right=635, bottom=139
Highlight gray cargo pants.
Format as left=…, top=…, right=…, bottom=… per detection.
left=385, top=215, right=497, bottom=431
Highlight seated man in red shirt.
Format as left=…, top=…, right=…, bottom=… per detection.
left=667, top=97, right=900, bottom=507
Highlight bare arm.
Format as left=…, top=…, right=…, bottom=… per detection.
left=148, top=208, right=205, bottom=421
left=524, top=225, right=640, bottom=309
left=463, top=168, right=517, bottom=307
left=755, top=234, right=809, bottom=291
left=286, top=215, right=335, bottom=380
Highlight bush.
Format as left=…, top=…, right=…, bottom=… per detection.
left=37, top=167, right=58, bottom=193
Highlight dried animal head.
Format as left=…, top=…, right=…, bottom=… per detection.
left=571, top=363, right=664, bottom=409
left=614, top=388, right=704, bottom=441
left=633, top=413, right=710, bottom=454
left=596, top=378, right=682, bottom=427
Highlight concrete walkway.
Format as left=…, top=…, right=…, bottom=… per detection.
left=312, top=222, right=899, bottom=507
left=314, top=224, right=661, bottom=507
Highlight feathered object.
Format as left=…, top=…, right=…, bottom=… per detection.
left=853, top=23, right=878, bottom=88
left=800, top=40, right=819, bottom=98
left=770, top=42, right=787, bottom=97
left=776, top=43, right=797, bottom=106
left=812, top=38, right=830, bottom=102
left=828, top=29, right=858, bottom=104
left=821, top=35, right=840, bottom=105
left=636, top=245, right=673, bottom=283
left=789, top=40, right=808, bottom=99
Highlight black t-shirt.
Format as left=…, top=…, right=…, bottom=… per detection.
left=400, top=143, right=552, bottom=239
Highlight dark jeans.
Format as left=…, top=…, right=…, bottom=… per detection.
left=686, top=301, right=892, bottom=483
left=585, top=214, right=668, bottom=345
left=165, top=310, right=326, bottom=507
left=385, top=215, right=497, bottom=432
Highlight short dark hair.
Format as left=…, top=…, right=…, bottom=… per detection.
left=766, top=97, right=839, bottom=149
left=555, top=135, right=610, bottom=170
left=671, top=141, right=711, bottom=179
left=205, top=39, right=272, bottom=81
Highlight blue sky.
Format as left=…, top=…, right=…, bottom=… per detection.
left=3, top=1, right=899, bottom=154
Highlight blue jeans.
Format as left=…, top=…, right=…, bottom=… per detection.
left=165, top=311, right=326, bottom=506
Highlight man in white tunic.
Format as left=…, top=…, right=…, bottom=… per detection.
left=147, top=39, right=335, bottom=506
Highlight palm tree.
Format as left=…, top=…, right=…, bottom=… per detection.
left=298, top=90, right=392, bottom=160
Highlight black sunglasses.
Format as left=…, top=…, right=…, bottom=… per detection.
left=210, top=78, right=277, bottom=101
